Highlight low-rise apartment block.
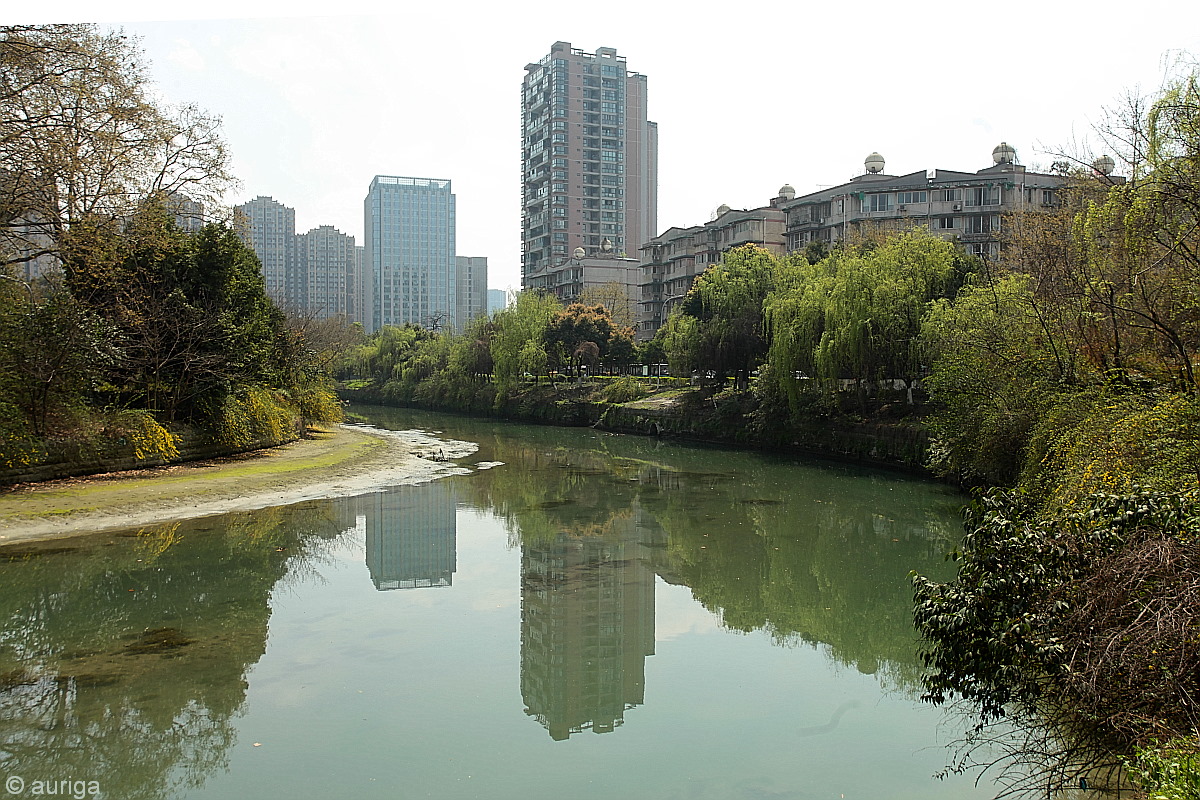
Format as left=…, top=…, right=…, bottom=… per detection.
left=636, top=199, right=787, bottom=339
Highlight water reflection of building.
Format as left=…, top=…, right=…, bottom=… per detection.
left=355, top=482, right=457, bottom=591
left=519, top=512, right=658, bottom=740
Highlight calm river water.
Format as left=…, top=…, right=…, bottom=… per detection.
left=0, top=406, right=1000, bottom=799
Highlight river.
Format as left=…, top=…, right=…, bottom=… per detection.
left=0, top=406, right=1001, bottom=799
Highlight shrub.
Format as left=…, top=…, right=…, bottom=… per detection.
left=113, top=409, right=180, bottom=462
left=601, top=375, right=647, bottom=404
left=207, top=385, right=298, bottom=448
left=1128, top=738, right=1200, bottom=800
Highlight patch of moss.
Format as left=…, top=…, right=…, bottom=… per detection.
left=121, top=627, right=194, bottom=655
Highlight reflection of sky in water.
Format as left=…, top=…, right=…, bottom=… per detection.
left=0, top=408, right=996, bottom=800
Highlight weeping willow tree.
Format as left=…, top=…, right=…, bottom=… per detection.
left=763, top=228, right=971, bottom=413
left=489, top=290, right=560, bottom=398
left=665, top=244, right=782, bottom=387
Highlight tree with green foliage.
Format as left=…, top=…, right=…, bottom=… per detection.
left=0, top=277, right=116, bottom=436
left=919, top=272, right=1072, bottom=486
left=490, top=290, right=560, bottom=397
left=670, top=244, right=781, bottom=387
left=765, top=228, right=969, bottom=414
left=344, top=324, right=435, bottom=385
left=66, top=205, right=290, bottom=423
left=543, top=302, right=635, bottom=376
left=447, top=314, right=495, bottom=381
left=914, top=488, right=1200, bottom=744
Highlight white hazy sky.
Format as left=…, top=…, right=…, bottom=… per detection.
left=12, top=1, right=1200, bottom=291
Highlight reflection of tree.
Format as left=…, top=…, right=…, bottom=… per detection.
left=0, top=503, right=348, bottom=799
left=459, top=435, right=655, bottom=548
left=649, top=463, right=961, bottom=689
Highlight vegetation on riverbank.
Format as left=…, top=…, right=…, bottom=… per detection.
left=909, top=68, right=1200, bottom=796
left=0, top=26, right=346, bottom=481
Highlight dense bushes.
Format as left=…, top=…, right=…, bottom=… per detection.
left=914, top=488, right=1200, bottom=738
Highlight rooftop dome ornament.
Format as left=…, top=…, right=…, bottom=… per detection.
left=573, top=246, right=585, bottom=259
left=778, top=184, right=796, bottom=200
left=864, top=152, right=885, bottom=174
left=1093, top=154, right=1116, bottom=175
left=993, top=142, right=1017, bottom=164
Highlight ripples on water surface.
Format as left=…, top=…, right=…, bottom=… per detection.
left=0, top=406, right=1001, bottom=799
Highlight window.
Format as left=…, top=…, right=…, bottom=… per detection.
left=935, top=188, right=961, bottom=202
left=966, top=186, right=1000, bottom=206
left=866, top=193, right=892, bottom=212
left=896, top=191, right=927, bottom=204
left=1042, top=189, right=1056, bottom=206
left=963, top=215, right=997, bottom=234
left=937, top=216, right=955, bottom=229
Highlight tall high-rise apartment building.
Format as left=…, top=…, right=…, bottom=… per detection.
left=364, top=176, right=456, bottom=333
left=297, top=225, right=363, bottom=324
left=235, top=196, right=297, bottom=306
left=521, top=42, right=658, bottom=288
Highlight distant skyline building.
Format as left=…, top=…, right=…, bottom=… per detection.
left=234, top=195, right=296, bottom=307
left=487, top=289, right=507, bottom=316
left=296, top=225, right=363, bottom=324
left=455, top=255, right=488, bottom=330
left=520, top=41, right=657, bottom=289
left=364, top=176, right=457, bottom=333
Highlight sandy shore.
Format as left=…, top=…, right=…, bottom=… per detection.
left=0, top=425, right=480, bottom=545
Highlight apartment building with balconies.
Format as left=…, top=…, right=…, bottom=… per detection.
left=521, top=42, right=657, bottom=289
left=780, top=144, right=1069, bottom=262
left=636, top=200, right=786, bottom=340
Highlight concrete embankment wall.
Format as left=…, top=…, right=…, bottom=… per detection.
left=591, top=402, right=930, bottom=472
